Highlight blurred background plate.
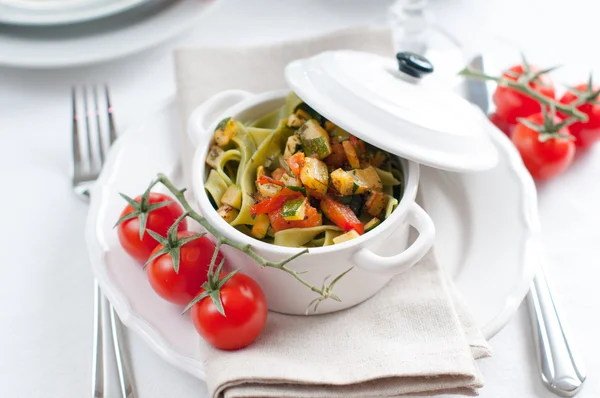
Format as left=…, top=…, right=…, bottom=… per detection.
left=0, top=0, right=213, bottom=68
left=0, top=0, right=155, bottom=25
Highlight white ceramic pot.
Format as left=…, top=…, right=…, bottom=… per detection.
left=187, top=89, right=435, bottom=315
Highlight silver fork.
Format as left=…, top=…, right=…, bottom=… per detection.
left=72, top=85, right=135, bottom=398
left=464, top=55, right=586, bottom=397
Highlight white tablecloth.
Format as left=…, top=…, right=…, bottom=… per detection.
left=1, top=0, right=598, bottom=397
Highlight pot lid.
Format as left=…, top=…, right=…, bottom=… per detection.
left=284, top=50, right=498, bottom=172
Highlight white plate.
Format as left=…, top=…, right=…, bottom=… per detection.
left=86, top=99, right=539, bottom=379
left=0, top=0, right=212, bottom=68
left=0, top=0, right=152, bottom=26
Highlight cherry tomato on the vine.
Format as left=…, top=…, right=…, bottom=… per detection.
left=511, top=113, right=575, bottom=180
left=117, top=193, right=187, bottom=263
left=493, top=64, right=556, bottom=124
left=558, top=83, right=600, bottom=148
left=146, top=231, right=224, bottom=306
left=191, top=272, right=267, bottom=350
left=489, top=112, right=515, bottom=137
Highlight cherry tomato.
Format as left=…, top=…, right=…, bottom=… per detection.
left=493, top=65, right=556, bottom=124
left=489, top=112, right=515, bottom=137
left=558, top=83, right=600, bottom=148
left=117, top=193, right=187, bottom=263
left=511, top=113, right=575, bottom=179
left=146, top=231, right=224, bottom=306
left=191, top=273, right=267, bottom=350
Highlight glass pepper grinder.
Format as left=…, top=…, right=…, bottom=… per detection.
left=388, top=0, right=466, bottom=86
left=388, top=0, right=432, bottom=55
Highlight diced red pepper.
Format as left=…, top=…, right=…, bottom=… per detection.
left=271, top=167, right=286, bottom=181
left=286, top=152, right=305, bottom=178
left=257, top=175, right=285, bottom=187
left=349, top=135, right=366, bottom=154
left=269, top=203, right=322, bottom=233
left=320, top=195, right=364, bottom=235
left=250, top=188, right=302, bottom=217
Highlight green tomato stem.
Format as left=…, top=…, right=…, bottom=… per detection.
left=155, top=173, right=347, bottom=310
left=459, top=68, right=589, bottom=122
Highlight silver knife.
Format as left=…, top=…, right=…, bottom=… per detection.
left=463, top=54, right=587, bottom=397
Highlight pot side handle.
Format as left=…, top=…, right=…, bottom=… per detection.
left=187, top=90, right=254, bottom=147
left=352, top=203, right=435, bottom=275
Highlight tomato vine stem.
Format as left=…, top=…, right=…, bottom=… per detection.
left=154, top=173, right=352, bottom=313
left=459, top=67, right=589, bottom=122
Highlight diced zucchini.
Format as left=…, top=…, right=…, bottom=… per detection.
left=331, top=125, right=350, bottom=143
left=214, top=117, right=238, bottom=146
left=350, top=166, right=383, bottom=193
left=206, top=145, right=225, bottom=169
left=298, top=120, right=332, bottom=159
left=331, top=167, right=383, bottom=195
left=364, top=217, right=382, bottom=233
left=332, top=229, right=360, bottom=245
left=342, top=140, right=360, bottom=169
left=365, top=191, right=389, bottom=217
left=281, top=173, right=301, bottom=187
left=221, top=184, right=242, bottom=210
left=283, top=135, right=302, bottom=159
left=217, top=204, right=239, bottom=223
left=286, top=185, right=307, bottom=195
left=215, top=117, right=230, bottom=131
left=324, top=120, right=337, bottom=133
left=300, top=157, right=329, bottom=197
left=282, top=198, right=307, bottom=221
left=251, top=214, right=270, bottom=239
left=330, top=168, right=355, bottom=196
left=257, top=183, right=283, bottom=198
left=287, top=114, right=305, bottom=128
left=295, top=108, right=312, bottom=121
left=371, top=151, right=387, bottom=168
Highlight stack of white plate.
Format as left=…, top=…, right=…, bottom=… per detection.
left=0, top=0, right=212, bottom=68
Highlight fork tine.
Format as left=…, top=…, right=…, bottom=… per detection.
left=71, top=87, right=83, bottom=177
left=83, top=86, right=95, bottom=173
left=105, top=85, right=118, bottom=145
left=93, top=86, right=105, bottom=165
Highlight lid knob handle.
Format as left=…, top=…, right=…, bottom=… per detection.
left=395, top=51, right=434, bottom=78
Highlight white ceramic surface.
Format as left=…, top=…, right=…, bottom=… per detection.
left=285, top=50, right=498, bottom=172
left=188, top=89, right=436, bottom=315
left=0, top=0, right=152, bottom=26
left=0, top=0, right=212, bottom=68
left=85, top=96, right=538, bottom=380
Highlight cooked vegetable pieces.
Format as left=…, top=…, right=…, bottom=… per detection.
left=300, top=157, right=329, bottom=197
left=299, top=119, right=332, bottom=159
left=214, top=117, right=238, bottom=146
left=204, top=92, right=403, bottom=247
left=221, top=185, right=242, bottom=210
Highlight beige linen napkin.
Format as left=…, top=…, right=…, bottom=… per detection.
left=174, top=26, right=491, bottom=398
